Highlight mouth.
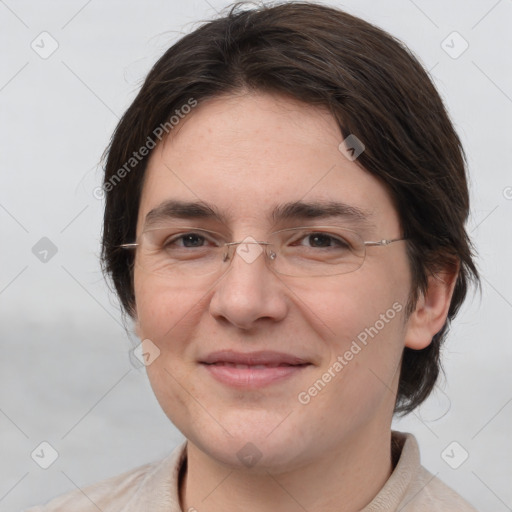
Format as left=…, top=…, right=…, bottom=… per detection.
left=199, top=350, right=312, bottom=388
left=200, top=349, right=310, bottom=366
left=203, top=362, right=309, bottom=369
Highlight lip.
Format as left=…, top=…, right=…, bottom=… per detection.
left=200, top=350, right=310, bottom=366
left=200, top=350, right=312, bottom=389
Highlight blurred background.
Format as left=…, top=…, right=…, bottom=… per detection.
left=1, top=0, right=511, bottom=510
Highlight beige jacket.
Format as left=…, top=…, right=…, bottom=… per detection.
left=26, top=431, right=478, bottom=511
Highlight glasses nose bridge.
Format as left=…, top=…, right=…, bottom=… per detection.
left=222, top=238, right=277, bottom=267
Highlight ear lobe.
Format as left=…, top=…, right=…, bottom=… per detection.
left=404, top=263, right=459, bottom=350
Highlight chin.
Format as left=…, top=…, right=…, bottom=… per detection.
left=181, top=414, right=316, bottom=474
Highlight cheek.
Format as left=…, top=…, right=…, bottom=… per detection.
left=134, top=276, right=207, bottom=425
left=297, top=269, right=409, bottom=396
left=133, top=273, right=206, bottom=343
left=302, top=289, right=407, bottom=428
left=289, top=266, right=409, bottom=335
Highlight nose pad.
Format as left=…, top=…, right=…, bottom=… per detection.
left=208, top=241, right=289, bottom=329
left=221, top=240, right=277, bottom=274
left=236, top=238, right=267, bottom=266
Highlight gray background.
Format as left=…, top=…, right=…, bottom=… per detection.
left=1, top=0, right=511, bottom=510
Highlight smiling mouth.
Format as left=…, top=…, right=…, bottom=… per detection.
left=201, top=361, right=311, bottom=388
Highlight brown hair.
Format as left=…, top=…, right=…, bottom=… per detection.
left=100, top=1, right=479, bottom=415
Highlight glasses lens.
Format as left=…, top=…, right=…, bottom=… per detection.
left=136, top=227, right=226, bottom=277
left=268, top=226, right=365, bottom=277
left=130, top=225, right=365, bottom=278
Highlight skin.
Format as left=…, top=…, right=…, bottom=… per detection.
left=133, top=91, right=457, bottom=511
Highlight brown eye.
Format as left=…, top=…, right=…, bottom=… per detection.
left=291, top=231, right=352, bottom=250
left=305, top=233, right=349, bottom=248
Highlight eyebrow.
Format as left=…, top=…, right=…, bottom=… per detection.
left=143, top=199, right=374, bottom=229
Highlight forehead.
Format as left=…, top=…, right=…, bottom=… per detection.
left=137, top=92, right=399, bottom=234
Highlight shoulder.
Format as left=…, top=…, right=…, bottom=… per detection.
left=24, top=441, right=187, bottom=512
left=402, top=464, right=479, bottom=511
left=389, top=431, right=478, bottom=511
left=24, top=460, right=163, bottom=511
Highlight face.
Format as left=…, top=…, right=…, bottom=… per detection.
left=133, top=91, right=414, bottom=472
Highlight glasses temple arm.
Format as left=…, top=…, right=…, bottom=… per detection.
left=364, top=237, right=406, bottom=247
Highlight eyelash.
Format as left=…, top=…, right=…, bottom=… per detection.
left=164, top=231, right=350, bottom=249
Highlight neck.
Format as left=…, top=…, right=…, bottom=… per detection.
left=179, top=424, right=394, bottom=512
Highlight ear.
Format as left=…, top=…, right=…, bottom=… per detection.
left=404, top=262, right=459, bottom=350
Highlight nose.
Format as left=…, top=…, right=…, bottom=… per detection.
left=208, top=239, right=288, bottom=330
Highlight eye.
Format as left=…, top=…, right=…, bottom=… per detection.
left=295, top=231, right=352, bottom=249
left=163, top=231, right=217, bottom=249
left=166, top=233, right=207, bottom=248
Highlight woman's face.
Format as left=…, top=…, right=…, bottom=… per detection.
left=133, top=91, right=416, bottom=471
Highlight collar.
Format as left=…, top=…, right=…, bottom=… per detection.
left=122, top=430, right=419, bottom=511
